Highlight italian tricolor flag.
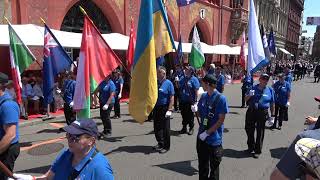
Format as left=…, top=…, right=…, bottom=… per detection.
left=8, top=24, right=35, bottom=104
left=73, top=15, right=121, bottom=118
left=189, top=26, right=205, bottom=69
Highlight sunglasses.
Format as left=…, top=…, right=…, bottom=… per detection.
left=66, top=133, right=81, bottom=143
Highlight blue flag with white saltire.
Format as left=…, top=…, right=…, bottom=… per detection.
left=176, top=0, right=196, bottom=7
left=247, top=0, right=269, bottom=75
left=43, top=24, right=72, bottom=105
left=175, top=35, right=183, bottom=65
left=268, top=27, right=277, bottom=55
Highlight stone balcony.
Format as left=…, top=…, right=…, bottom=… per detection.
left=230, top=7, right=248, bottom=41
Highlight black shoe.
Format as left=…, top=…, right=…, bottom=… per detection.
left=270, top=125, right=277, bottom=129
left=179, top=128, right=187, bottom=134
left=188, top=128, right=194, bottom=135
left=58, top=128, right=65, bottom=133
left=253, top=153, right=260, bottom=159
left=159, top=148, right=168, bottom=154
left=245, top=148, right=254, bottom=154
left=277, top=126, right=282, bottom=130
left=153, top=144, right=162, bottom=151
left=111, top=115, right=119, bottom=119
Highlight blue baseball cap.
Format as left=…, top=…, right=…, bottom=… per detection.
left=63, top=118, right=99, bottom=138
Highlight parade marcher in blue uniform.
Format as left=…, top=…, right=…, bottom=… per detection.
left=153, top=67, right=174, bottom=154
left=12, top=118, right=114, bottom=180
left=245, top=74, right=275, bottom=158
left=197, top=74, right=229, bottom=180
left=62, top=72, right=76, bottom=125
left=215, top=66, right=225, bottom=93
left=176, top=66, right=200, bottom=135
left=272, top=73, right=291, bottom=130
left=0, top=73, right=20, bottom=180
left=173, top=65, right=184, bottom=112
left=98, top=76, right=116, bottom=137
left=314, top=63, right=320, bottom=83
left=111, top=69, right=124, bottom=119
left=207, top=63, right=216, bottom=75
left=284, top=66, right=293, bottom=86
left=241, top=71, right=253, bottom=108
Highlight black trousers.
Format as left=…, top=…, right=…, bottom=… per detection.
left=114, top=96, right=121, bottom=117
left=100, top=104, right=114, bottom=133
left=274, top=104, right=288, bottom=127
left=0, top=143, right=20, bottom=180
left=180, top=102, right=194, bottom=129
left=64, top=103, right=76, bottom=125
left=245, top=108, right=269, bottom=154
left=153, top=105, right=170, bottom=150
left=197, top=139, right=223, bottom=180
left=174, top=87, right=180, bottom=111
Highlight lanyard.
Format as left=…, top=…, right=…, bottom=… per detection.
left=68, top=149, right=98, bottom=180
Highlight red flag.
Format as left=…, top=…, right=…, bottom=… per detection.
left=126, top=19, right=136, bottom=71
left=73, top=14, right=121, bottom=118
left=240, top=31, right=246, bottom=69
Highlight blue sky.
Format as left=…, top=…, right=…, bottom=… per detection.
left=302, top=0, right=320, bottom=37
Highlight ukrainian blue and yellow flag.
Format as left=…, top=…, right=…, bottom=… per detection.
left=129, top=0, right=175, bottom=123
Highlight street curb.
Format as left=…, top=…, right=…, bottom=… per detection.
left=19, top=108, right=101, bottom=128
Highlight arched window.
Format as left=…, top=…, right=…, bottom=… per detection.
left=61, top=0, right=112, bottom=33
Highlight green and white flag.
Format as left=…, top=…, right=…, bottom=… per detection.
left=189, top=26, right=205, bottom=69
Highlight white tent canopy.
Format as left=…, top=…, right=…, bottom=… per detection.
left=0, top=24, right=247, bottom=55
left=278, top=47, right=293, bottom=56
left=0, top=24, right=130, bottom=50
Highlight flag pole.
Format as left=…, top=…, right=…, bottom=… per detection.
left=79, top=6, right=132, bottom=78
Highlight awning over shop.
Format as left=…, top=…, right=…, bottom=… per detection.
left=0, top=24, right=248, bottom=55
left=0, top=24, right=130, bottom=50
left=278, top=48, right=293, bottom=56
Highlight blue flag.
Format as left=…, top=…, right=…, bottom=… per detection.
left=268, top=27, right=277, bottom=55
left=247, top=0, right=269, bottom=75
left=175, top=35, right=183, bottom=65
left=176, top=0, right=196, bottom=7
left=43, top=24, right=72, bottom=105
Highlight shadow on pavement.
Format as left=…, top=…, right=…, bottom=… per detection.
left=100, top=136, right=126, bottom=142
left=153, top=160, right=198, bottom=176
left=20, top=142, right=33, bottom=148
left=223, top=128, right=229, bottom=133
left=104, top=145, right=156, bottom=155
left=36, top=129, right=61, bottom=134
left=229, top=112, right=240, bottom=115
left=228, top=106, right=243, bottom=109
left=223, top=149, right=252, bottom=159
left=270, top=147, right=287, bottom=159
left=122, top=119, right=139, bottom=123
left=170, top=130, right=181, bottom=137
left=16, top=165, right=51, bottom=174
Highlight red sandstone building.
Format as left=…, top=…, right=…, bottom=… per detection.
left=286, top=0, right=304, bottom=58
left=1, top=0, right=249, bottom=71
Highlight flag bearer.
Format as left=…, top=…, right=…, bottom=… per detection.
left=152, top=67, right=174, bottom=154
left=271, top=73, right=291, bottom=130
left=111, top=69, right=124, bottom=119
left=245, top=74, right=275, bottom=158
left=197, top=74, right=228, bottom=180
left=215, top=66, right=225, bottom=93
left=176, top=66, right=200, bottom=135
left=98, top=76, right=116, bottom=137
left=0, top=73, right=20, bottom=180
left=241, top=71, right=253, bottom=108
left=62, top=72, right=76, bottom=125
